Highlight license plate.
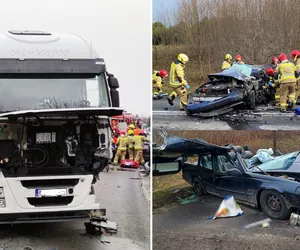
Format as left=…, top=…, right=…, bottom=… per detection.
left=35, top=188, right=67, bottom=197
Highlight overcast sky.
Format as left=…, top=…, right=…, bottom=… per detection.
left=153, top=0, right=177, bottom=22
left=0, top=0, right=151, bottom=116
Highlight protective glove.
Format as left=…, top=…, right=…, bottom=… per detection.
left=185, top=84, right=190, bottom=89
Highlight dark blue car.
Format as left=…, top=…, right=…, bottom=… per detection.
left=153, top=136, right=300, bottom=220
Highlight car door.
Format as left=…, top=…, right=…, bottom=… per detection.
left=213, top=154, right=247, bottom=201
left=152, top=155, right=183, bottom=176
left=198, top=154, right=218, bottom=195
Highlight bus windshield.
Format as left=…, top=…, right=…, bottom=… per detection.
left=0, top=73, right=109, bottom=112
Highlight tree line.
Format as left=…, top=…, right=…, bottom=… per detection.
left=153, top=0, right=300, bottom=84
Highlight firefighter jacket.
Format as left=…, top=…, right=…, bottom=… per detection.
left=116, top=136, right=128, bottom=150
left=169, top=61, right=187, bottom=88
left=274, top=61, right=299, bottom=84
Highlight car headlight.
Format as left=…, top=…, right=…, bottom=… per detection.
left=0, top=188, right=4, bottom=197
left=0, top=198, right=6, bottom=207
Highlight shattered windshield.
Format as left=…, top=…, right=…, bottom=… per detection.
left=0, top=73, right=109, bottom=111
left=252, top=152, right=299, bottom=171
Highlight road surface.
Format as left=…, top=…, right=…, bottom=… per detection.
left=153, top=195, right=300, bottom=250
left=153, top=97, right=300, bottom=130
left=0, top=169, right=150, bottom=250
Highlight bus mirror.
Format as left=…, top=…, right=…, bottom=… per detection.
left=110, top=89, right=120, bottom=107
left=108, top=76, right=119, bottom=89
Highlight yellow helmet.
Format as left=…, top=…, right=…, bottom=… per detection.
left=129, top=124, right=135, bottom=129
left=177, top=53, right=189, bottom=64
left=128, top=130, right=134, bottom=135
left=225, top=54, right=232, bottom=60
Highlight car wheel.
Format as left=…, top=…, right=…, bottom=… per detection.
left=260, top=190, right=292, bottom=220
left=192, top=177, right=204, bottom=196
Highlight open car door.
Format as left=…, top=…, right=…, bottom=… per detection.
left=153, top=136, right=229, bottom=176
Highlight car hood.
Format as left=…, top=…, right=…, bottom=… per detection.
left=154, top=136, right=229, bottom=157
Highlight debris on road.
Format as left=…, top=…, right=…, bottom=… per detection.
left=84, top=209, right=118, bottom=236
left=289, top=213, right=300, bottom=226
left=178, top=191, right=200, bottom=204
left=242, top=218, right=272, bottom=229
left=209, top=195, right=243, bottom=220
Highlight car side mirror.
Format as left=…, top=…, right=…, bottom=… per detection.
left=227, top=168, right=242, bottom=176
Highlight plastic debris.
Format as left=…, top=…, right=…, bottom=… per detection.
left=290, top=213, right=300, bottom=226
left=242, top=218, right=272, bottom=229
left=210, top=195, right=243, bottom=220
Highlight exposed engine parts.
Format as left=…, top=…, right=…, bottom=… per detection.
left=0, top=118, right=111, bottom=181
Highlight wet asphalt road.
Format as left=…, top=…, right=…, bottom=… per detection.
left=153, top=195, right=300, bottom=250
left=0, top=169, right=150, bottom=250
left=153, top=97, right=300, bottom=130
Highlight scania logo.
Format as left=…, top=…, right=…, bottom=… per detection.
left=11, top=49, right=69, bottom=57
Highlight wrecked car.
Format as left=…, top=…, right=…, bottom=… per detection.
left=153, top=136, right=300, bottom=220
left=183, top=64, right=274, bottom=117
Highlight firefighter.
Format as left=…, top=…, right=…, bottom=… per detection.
left=153, top=69, right=168, bottom=99
left=127, top=123, right=135, bottom=132
left=111, top=130, right=119, bottom=160
left=235, top=54, right=245, bottom=64
left=127, top=129, right=135, bottom=160
left=272, top=56, right=279, bottom=67
left=133, top=130, right=149, bottom=165
left=265, top=68, right=279, bottom=105
left=113, top=131, right=128, bottom=164
left=274, top=53, right=299, bottom=112
left=291, top=50, right=300, bottom=104
left=167, top=53, right=190, bottom=111
left=222, top=54, right=232, bottom=70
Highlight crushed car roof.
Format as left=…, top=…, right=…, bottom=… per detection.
left=156, top=136, right=229, bottom=156
left=208, top=64, right=260, bottom=81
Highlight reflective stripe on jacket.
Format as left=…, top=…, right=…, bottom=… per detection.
left=169, top=61, right=186, bottom=88
left=276, top=62, right=297, bottom=84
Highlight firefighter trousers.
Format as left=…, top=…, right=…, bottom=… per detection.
left=128, top=148, right=134, bottom=160
left=169, top=85, right=188, bottom=109
left=113, top=149, right=126, bottom=164
left=134, top=149, right=144, bottom=164
left=280, top=82, right=296, bottom=111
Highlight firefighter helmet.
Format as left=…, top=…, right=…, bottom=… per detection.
left=291, top=50, right=300, bottom=61
left=266, top=68, right=275, bottom=76
left=159, top=69, right=168, bottom=78
left=235, top=54, right=242, bottom=61
left=177, top=53, right=189, bottom=64
left=279, top=53, right=288, bottom=62
left=128, top=130, right=134, bottom=135
left=225, top=54, right=232, bottom=60
left=272, top=56, right=278, bottom=64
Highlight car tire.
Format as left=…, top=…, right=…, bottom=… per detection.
left=260, top=190, right=292, bottom=220
left=192, top=177, right=204, bottom=196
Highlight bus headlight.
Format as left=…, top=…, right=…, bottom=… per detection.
left=0, top=198, right=6, bottom=207
left=0, top=188, right=4, bottom=197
